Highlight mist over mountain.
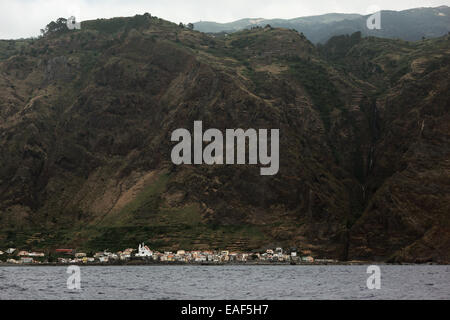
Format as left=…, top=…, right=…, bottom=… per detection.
left=0, top=13, right=448, bottom=263
left=194, top=6, right=450, bottom=43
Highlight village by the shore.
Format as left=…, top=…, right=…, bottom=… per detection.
left=0, top=243, right=361, bottom=265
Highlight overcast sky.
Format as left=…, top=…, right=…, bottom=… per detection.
left=0, top=0, right=449, bottom=39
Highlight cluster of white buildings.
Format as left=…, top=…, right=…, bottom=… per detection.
left=58, top=249, right=136, bottom=264
left=0, top=248, right=47, bottom=264
left=131, top=243, right=327, bottom=264
left=1, top=244, right=336, bottom=265
left=134, top=243, right=251, bottom=263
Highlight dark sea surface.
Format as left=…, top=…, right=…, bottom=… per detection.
left=0, top=265, right=448, bottom=300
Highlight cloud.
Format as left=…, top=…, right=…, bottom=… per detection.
left=0, top=0, right=447, bottom=39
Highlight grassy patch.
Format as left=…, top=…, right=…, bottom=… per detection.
left=101, top=172, right=170, bottom=226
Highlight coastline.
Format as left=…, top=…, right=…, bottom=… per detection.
left=0, top=261, right=441, bottom=267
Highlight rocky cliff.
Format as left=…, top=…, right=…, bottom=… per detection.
left=0, top=15, right=448, bottom=262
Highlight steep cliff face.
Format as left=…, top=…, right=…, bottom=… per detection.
left=0, top=15, right=448, bottom=262
left=347, top=42, right=450, bottom=263
left=319, top=34, right=450, bottom=263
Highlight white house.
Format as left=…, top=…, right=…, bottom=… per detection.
left=135, top=243, right=153, bottom=257
left=20, top=257, right=34, bottom=264
left=58, top=258, right=69, bottom=264
left=29, top=252, right=45, bottom=257
left=120, top=253, right=131, bottom=261
left=302, top=256, right=315, bottom=263
left=195, top=255, right=207, bottom=263
left=7, top=259, right=19, bottom=264
left=6, top=248, right=16, bottom=254
left=103, top=251, right=113, bottom=257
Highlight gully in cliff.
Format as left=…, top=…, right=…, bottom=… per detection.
left=171, top=121, right=279, bottom=176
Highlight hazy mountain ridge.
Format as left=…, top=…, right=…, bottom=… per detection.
left=194, top=6, right=450, bottom=43
left=0, top=14, right=448, bottom=263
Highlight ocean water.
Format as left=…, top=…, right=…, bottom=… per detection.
left=0, top=265, right=448, bottom=300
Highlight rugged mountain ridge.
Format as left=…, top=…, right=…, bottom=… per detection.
left=194, top=6, right=450, bottom=44
left=0, top=14, right=448, bottom=262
